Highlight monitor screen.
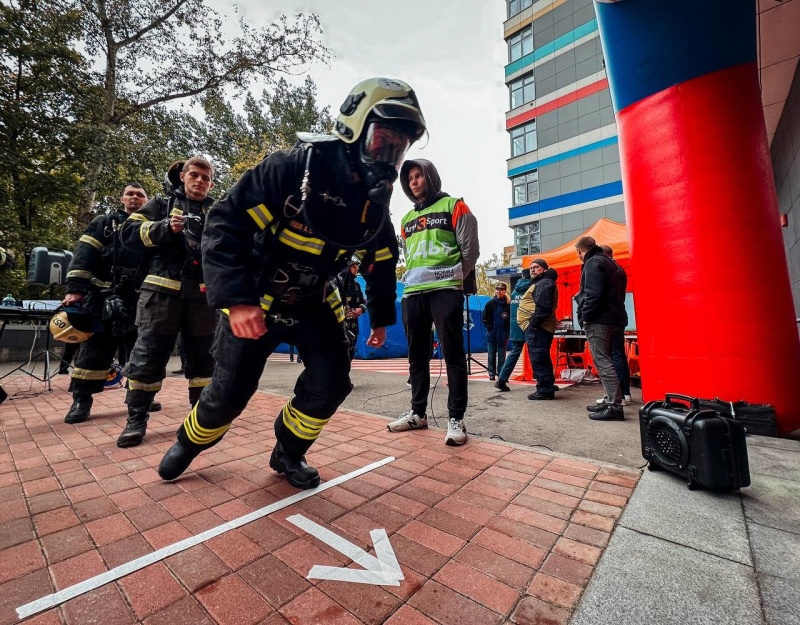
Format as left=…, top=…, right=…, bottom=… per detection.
left=572, top=293, right=636, bottom=332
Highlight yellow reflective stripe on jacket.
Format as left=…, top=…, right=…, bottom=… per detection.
left=188, top=377, right=211, bottom=388
left=374, top=247, right=392, bottom=262
left=326, top=289, right=345, bottom=323
left=127, top=213, right=148, bottom=222
left=143, top=275, right=181, bottom=290
left=278, top=230, right=325, bottom=255
left=183, top=404, right=229, bottom=445
left=259, top=295, right=274, bottom=311
left=280, top=401, right=330, bottom=441
left=67, top=269, right=93, bottom=280
left=247, top=204, right=275, bottom=231
left=71, top=367, right=109, bottom=381
left=140, top=221, right=158, bottom=247
left=90, top=277, right=112, bottom=288
left=79, top=235, right=103, bottom=251
left=127, top=379, right=162, bottom=392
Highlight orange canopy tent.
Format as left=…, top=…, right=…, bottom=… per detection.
left=521, top=218, right=632, bottom=322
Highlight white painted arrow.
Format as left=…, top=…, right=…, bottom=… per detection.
left=286, top=514, right=404, bottom=586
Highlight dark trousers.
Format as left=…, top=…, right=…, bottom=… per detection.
left=68, top=329, right=137, bottom=395
left=498, top=339, right=525, bottom=383
left=406, top=290, right=468, bottom=420
left=124, top=290, right=216, bottom=408
left=525, top=326, right=555, bottom=395
left=176, top=302, right=351, bottom=458
left=611, top=327, right=631, bottom=396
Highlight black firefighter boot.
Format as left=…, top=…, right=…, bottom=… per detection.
left=117, top=403, right=150, bottom=448
left=64, top=394, right=93, bottom=424
left=269, top=440, right=320, bottom=490
left=159, top=437, right=202, bottom=481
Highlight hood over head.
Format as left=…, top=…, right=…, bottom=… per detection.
left=513, top=277, right=533, bottom=294
left=400, top=158, right=448, bottom=208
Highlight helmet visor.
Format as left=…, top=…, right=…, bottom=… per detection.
left=361, top=121, right=413, bottom=170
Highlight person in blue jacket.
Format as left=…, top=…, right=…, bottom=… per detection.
left=494, top=269, right=532, bottom=391
left=482, top=283, right=510, bottom=381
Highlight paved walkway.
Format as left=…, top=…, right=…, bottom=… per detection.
left=1, top=367, right=798, bottom=625
left=0, top=374, right=638, bottom=625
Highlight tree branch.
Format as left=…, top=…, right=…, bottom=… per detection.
left=117, top=0, right=190, bottom=47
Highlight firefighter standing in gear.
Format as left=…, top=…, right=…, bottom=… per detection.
left=337, top=258, right=367, bottom=360
left=61, top=184, right=161, bottom=424
left=157, top=77, right=427, bottom=490
left=118, top=157, right=217, bottom=448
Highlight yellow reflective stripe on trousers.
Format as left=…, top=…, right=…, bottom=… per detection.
left=127, top=379, right=162, bottom=392
left=79, top=235, right=103, bottom=250
left=143, top=275, right=181, bottom=290
left=277, top=230, right=325, bottom=255
left=280, top=400, right=329, bottom=441
left=183, top=404, right=229, bottom=445
left=71, top=367, right=109, bottom=381
left=188, top=377, right=211, bottom=388
left=247, top=203, right=275, bottom=231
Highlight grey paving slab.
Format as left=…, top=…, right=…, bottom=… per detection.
left=747, top=434, right=800, bottom=453
left=742, top=474, right=800, bottom=535
left=759, top=573, right=800, bottom=625
left=619, top=470, right=752, bottom=565
left=570, top=527, right=763, bottom=625
left=748, top=443, right=800, bottom=481
left=748, top=523, right=800, bottom=581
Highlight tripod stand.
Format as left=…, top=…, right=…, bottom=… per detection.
left=464, top=293, right=488, bottom=375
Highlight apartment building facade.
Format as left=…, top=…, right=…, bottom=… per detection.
left=504, top=0, right=625, bottom=258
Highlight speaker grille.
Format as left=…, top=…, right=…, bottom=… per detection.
left=647, top=417, right=689, bottom=468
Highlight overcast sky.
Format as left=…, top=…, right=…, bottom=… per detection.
left=215, top=0, right=513, bottom=261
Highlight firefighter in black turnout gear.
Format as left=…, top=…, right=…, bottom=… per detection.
left=62, top=184, right=158, bottom=424
left=118, top=158, right=217, bottom=448
left=158, top=77, right=427, bottom=489
left=337, top=257, right=367, bottom=360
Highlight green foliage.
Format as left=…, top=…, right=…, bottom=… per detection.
left=475, top=254, right=502, bottom=296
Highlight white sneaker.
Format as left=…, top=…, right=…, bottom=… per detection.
left=595, top=396, right=609, bottom=405
left=624, top=394, right=633, bottom=403
left=597, top=395, right=627, bottom=406
left=388, top=410, right=428, bottom=432
left=445, top=418, right=467, bottom=446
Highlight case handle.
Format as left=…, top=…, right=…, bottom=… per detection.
left=663, top=394, right=700, bottom=409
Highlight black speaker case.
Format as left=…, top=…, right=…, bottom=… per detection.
left=640, top=394, right=751, bottom=491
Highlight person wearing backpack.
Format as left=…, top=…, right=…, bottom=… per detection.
left=117, top=158, right=217, bottom=447
left=60, top=183, right=162, bottom=424
left=156, top=78, right=427, bottom=490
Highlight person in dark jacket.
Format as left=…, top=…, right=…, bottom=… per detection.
left=157, top=77, right=427, bottom=489
left=336, top=257, right=367, bottom=361
left=518, top=259, right=559, bottom=400
left=118, top=158, right=217, bottom=447
left=600, top=244, right=631, bottom=405
left=576, top=236, right=627, bottom=420
left=61, top=183, right=161, bottom=424
left=495, top=269, right=533, bottom=392
left=482, top=284, right=510, bottom=381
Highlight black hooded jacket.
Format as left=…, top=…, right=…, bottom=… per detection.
left=577, top=245, right=626, bottom=326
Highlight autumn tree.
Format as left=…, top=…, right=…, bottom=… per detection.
left=74, top=0, right=330, bottom=222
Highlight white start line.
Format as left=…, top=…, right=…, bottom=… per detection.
left=17, top=455, right=397, bottom=620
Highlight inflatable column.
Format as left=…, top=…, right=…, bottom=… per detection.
left=594, top=0, right=800, bottom=435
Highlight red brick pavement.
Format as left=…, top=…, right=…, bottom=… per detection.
left=0, top=375, right=640, bottom=625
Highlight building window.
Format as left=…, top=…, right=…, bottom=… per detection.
left=510, top=120, right=537, bottom=157
left=512, top=170, right=539, bottom=206
left=508, top=25, right=533, bottom=62
left=509, top=73, right=535, bottom=109
left=507, top=0, right=534, bottom=18
left=515, top=222, right=541, bottom=256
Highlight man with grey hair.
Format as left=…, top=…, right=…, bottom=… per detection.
left=575, top=236, right=626, bottom=420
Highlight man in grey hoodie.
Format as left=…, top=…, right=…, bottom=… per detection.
left=388, top=159, right=479, bottom=446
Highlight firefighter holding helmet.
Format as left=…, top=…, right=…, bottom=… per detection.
left=158, top=77, right=426, bottom=489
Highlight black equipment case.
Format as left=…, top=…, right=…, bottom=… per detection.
left=640, top=394, right=750, bottom=491
left=695, top=397, right=777, bottom=437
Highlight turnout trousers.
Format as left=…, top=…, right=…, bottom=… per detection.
left=174, top=300, right=352, bottom=459
left=124, top=289, right=216, bottom=410
left=69, top=329, right=137, bottom=395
